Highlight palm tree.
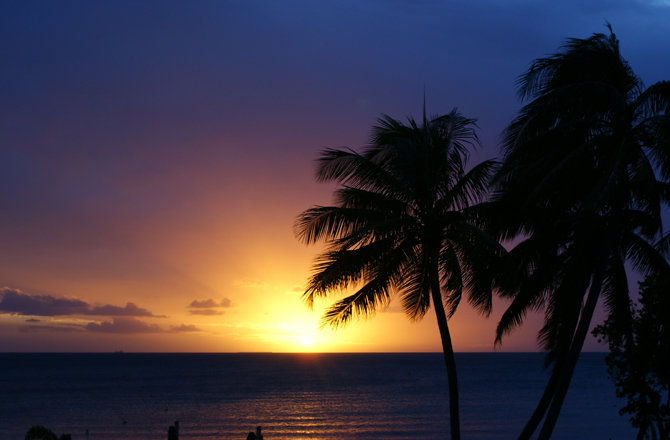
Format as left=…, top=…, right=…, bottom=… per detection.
left=491, top=24, right=670, bottom=440
left=294, top=108, right=502, bottom=440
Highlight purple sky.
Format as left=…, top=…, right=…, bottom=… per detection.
left=1, top=0, right=669, bottom=352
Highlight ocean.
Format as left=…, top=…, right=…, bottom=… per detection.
left=0, top=353, right=634, bottom=440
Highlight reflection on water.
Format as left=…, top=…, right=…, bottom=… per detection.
left=0, top=353, right=634, bottom=440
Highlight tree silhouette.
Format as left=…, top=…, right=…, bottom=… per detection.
left=491, top=24, right=670, bottom=440
left=25, top=426, right=72, bottom=440
left=594, top=276, right=670, bottom=440
left=295, top=109, right=502, bottom=440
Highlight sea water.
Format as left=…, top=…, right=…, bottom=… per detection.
left=0, top=353, right=634, bottom=440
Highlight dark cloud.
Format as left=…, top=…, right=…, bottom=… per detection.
left=0, top=287, right=89, bottom=316
left=188, top=309, right=224, bottom=316
left=0, top=287, right=163, bottom=317
left=86, top=317, right=164, bottom=334
left=188, top=298, right=233, bottom=308
left=25, top=318, right=40, bottom=322
left=188, top=298, right=219, bottom=308
left=19, top=324, right=84, bottom=333
left=89, top=302, right=166, bottom=318
left=171, top=324, right=201, bottom=332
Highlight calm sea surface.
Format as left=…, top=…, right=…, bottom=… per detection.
left=0, top=353, right=634, bottom=440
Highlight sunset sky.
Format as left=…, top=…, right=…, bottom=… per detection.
left=1, top=0, right=669, bottom=353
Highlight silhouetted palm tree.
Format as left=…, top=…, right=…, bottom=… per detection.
left=295, top=109, right=502, bottom=440
left=491, top=24, right=670, bottom=440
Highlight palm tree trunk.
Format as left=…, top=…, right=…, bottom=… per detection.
left=430, top=258, right=461, bottom=440
left=537, top=213, right=621, bottom=440
left=636, top=424, right=647, bottom=440
left=536, top=256, right=610, bottom=439
left=518, top=302, right=581, bottom=439
left=517, top=355, right=565, bottom=440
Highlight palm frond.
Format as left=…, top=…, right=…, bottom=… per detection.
left=397, top=251, right=433, bottom=321
left=623, top=230, right=670, bottom=279
left=440, top=159, right=499, bottom=211
left=303, top=233, right=412, bottom=307
left=637, top=80, right=670, bottom=116
left=294, top=205, right=390, bottom=245
left=319, top=279, right=392, bottom=330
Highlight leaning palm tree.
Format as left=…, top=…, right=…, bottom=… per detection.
left=295, top=109, right=502, bottom=440
left=491, top=24, right=670, bottom=440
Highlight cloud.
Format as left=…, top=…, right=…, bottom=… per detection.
left=89, top=302, right=166, bottom=317
left=19, top=324, right=84, bottom=333
left=188, top=309, right=224, bottom=316
left=0, top=287, right=89, bottom=316
left=188, top=298, right=219, bottom=308
left=187, top=297, right=232, bottom=314
left=85, top=318, right=164, bottom=334
left=0, top=287, right=163, bottom=317
left=171, top=324, right=201, bottom=332
left=25, top=318, right=41, bottom=322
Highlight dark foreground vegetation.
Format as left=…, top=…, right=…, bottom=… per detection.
left=25, top=426, right=71, bottom=440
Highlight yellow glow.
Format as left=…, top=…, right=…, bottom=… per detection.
left=300, top=338, right=313, bottom=346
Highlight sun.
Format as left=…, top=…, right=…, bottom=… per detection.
left=300, top=338, right=313, bottom=346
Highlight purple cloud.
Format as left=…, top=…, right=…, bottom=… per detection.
left=0, top=287, right=163, bottom=317
left=89, top=302, right=166, bottom=318
left=188, top=299, right=219, bottom=308
left=188, top=298, right=233, bottom=308
left=0, top=287, right=89, bottom=316
left=86, top=318, right=164, bottom=334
